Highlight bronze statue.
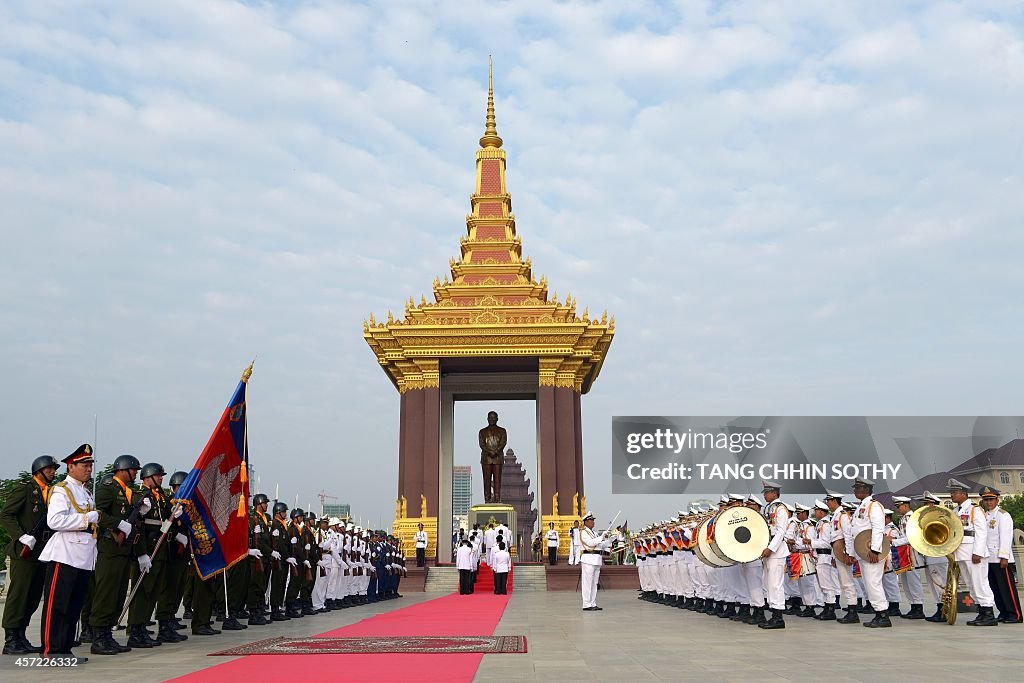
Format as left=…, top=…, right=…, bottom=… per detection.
left=479, top=411, right=507, bottom=503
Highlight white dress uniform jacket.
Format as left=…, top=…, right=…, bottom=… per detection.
left=39, top=477, right=99, bottom=571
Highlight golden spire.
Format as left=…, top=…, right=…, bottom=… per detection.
left=479, top=56, right=503, bottom=149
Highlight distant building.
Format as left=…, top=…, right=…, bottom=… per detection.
left=323, top=503, right=351, bottom=520
left=453, top=465, right=473, bottom=516
left=501, top=448, right=538, bottom=556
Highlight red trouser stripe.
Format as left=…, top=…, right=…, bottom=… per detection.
left=1005, top=566, right=1021, bottom=620
left=43, top=563, right=60, bottom=657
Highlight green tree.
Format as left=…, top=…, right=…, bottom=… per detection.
left=999, top=493, right=1024, bottom=530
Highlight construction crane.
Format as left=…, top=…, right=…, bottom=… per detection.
left=317, top=489, right=338, bottom=518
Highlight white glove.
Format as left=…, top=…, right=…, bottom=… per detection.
left=290, top=537, right=297, bottom=544
left=303, top=560, right=311, bottom=568
left=176, top=533, right=188, bottom=546
left=318, top=559, right=329, bottom=568
left=286, top=557, right=298, bottom=566
left=172, top=506, right=183, bottom=519
left=271, top=550, right=282, bottom=560
left=19, top=534, right=37, bottom=550
left=272, top=529, right=280, bottom=537
left=85, top=510, right=99, bottom=524
left=304, top=543, right=311, bottom=550
left=117, top=520, right=133, bottom=536
left=253, top=524, right=262, bottom=533
left=138, top=554, right=153, bottom=572
left=138, top=498, right=152, bottom=514
left=248, top=548, right=263, bottom=558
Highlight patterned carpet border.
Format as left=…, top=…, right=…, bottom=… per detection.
left=209, top=635, right=527, bottom=656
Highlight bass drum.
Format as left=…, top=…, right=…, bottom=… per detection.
left=697, top=515, right=734, bottom=567
left=711, top=506, right=770, bottom=563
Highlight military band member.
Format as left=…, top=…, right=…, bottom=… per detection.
left=38, top=445, right=105, bottom=661
left=268, top=502, right=290, bottom=621
left=916, top=491, right=950, bottom=622
left=759, top=480, right=789, bottom=629
left=91, top=454, right=150, bottom=655
left=810, top=499, right=839, bottom=620
left=736, top=495, right=767, bottom=625
left=979, top=486, right=1021, bottom=623
left=1, top=454, right=58, bottom=655
left=580, top=512, right=614, bottom=611
left=947, top=478, right=997, bottom=626
left=880, top=508, right=903, bottom=616
left=849, top=477, right=890, bottom=627
left=247, top=493, right=272, bottom=625
left=890, top=496, right=925, bottom=619
left=155, top=471, right=191, bottom=633
left=312, top=517, right=331, bottom=612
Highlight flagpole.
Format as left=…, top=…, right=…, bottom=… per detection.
left=223, top=572, right=230, bottom=618
left=92, top=414, right=98, bottom=499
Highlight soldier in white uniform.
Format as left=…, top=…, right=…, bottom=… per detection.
left=890, top=496, right=925, bottom=619
left=947, top=478, right=997, bottom=626
left=545, top=523, right=559, bottom=566
left=810, top=499, right=839, bottom=620
left=736, top=495, right=767, bottom=625
left=579, top=512, right=614, bottom=611
left=758, top=480, right=789, bottom=630
left=916, top=492, right=950, bottom=622
left=790, top=504, right=822, bottom=617
left=414, top=523, right=428, bottom=567
left=881, top=509, right=903, bottom=616
left=38, top=444, right=100, bottom=662
left=850, top=477, right=891, bottom=627
left=825, top=491, right=860, bottom=623
left=979, top=486, right=1021, bottom=623
left=568, top=521, right=582, bottom=566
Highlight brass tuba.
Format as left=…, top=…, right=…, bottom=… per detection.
left=906, top=504, right=964, bottom=625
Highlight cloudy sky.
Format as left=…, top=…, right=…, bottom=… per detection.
left=2, top=1, right=1022, bottom=531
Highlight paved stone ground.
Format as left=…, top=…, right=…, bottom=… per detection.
left=476, top=592, right=1024, bottom=682
left=3, top=591, right=1021, bottom=682
left=0, top=594, right=434, bottom=683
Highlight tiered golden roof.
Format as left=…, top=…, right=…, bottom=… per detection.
left=364, top=60, right=614, bottom=394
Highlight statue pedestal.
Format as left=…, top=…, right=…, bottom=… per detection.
left=469, top=503, right=517, bottom=557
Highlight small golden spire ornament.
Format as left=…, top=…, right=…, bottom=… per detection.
left=479, top=56, right=503, bottom=149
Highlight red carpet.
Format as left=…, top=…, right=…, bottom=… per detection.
left=166, top=591, right=511, bottom=683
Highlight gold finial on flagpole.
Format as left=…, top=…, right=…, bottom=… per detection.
left=242, top=357, right=256, bottom=383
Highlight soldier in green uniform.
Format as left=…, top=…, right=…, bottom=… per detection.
left=301, top=516, right=318, bottom=615
left=268, top=502, right=290, bottom=621
left=155, top=471, right=190, bottom=634
left=127, top=462, right=184, bottom=646
left=1, top=454, right=58, bottom=654
left=247, top=493, right=272, bottom=625
left=189, top=566, right=221, bottom=637
left=284, top=508, right=307, bottom=618
left=90, top=454, right=148, bottom=656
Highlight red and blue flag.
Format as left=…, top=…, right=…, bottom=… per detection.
left=173, top=364, right=253, bottom=579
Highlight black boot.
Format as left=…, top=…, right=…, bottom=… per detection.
left=192, top=623, right=221, bottom=636
left=720, top=602, right=736, bottom=618
left=79, top=623, right=94, bottom=643
left=3, top=630, right=31, bottom=655
left=270, top=609, right=287, bottom=622
left=248, top=609, right=269, bottom=626
left=818, top=604, right=837, bottom=621
left=127, top=624, right=159, bottom=648
left=967, top=606, right=999, bottom=626
left=858, top=599, right=874, bottom=614
left=758, top=609, right=785, bottom=629
left=783, top=597, right=802, bottom=615
left=837, top=606, right=860, bottom=624
left=221, top=615, right=247, bottom=631
left=90, top=628, right=123, bottom=655
left=731, top=604, right=751, bottom=622
left=182, top=609, right=193, bottom=619
left=863, top=610, right=892, bottom=628
left=925, top=603, right=946, bottom=622
left=799, top=604, right=817, bottom=618
left=157, top=621, right=185, bottom=643
left=902, top=604, right=925, bottom=620
left=886, top=602, right=903, bottom=617
left=302, top=604, right=318, bottom=616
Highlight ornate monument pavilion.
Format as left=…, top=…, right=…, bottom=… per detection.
left=364, top=63, right=614, bottom=562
